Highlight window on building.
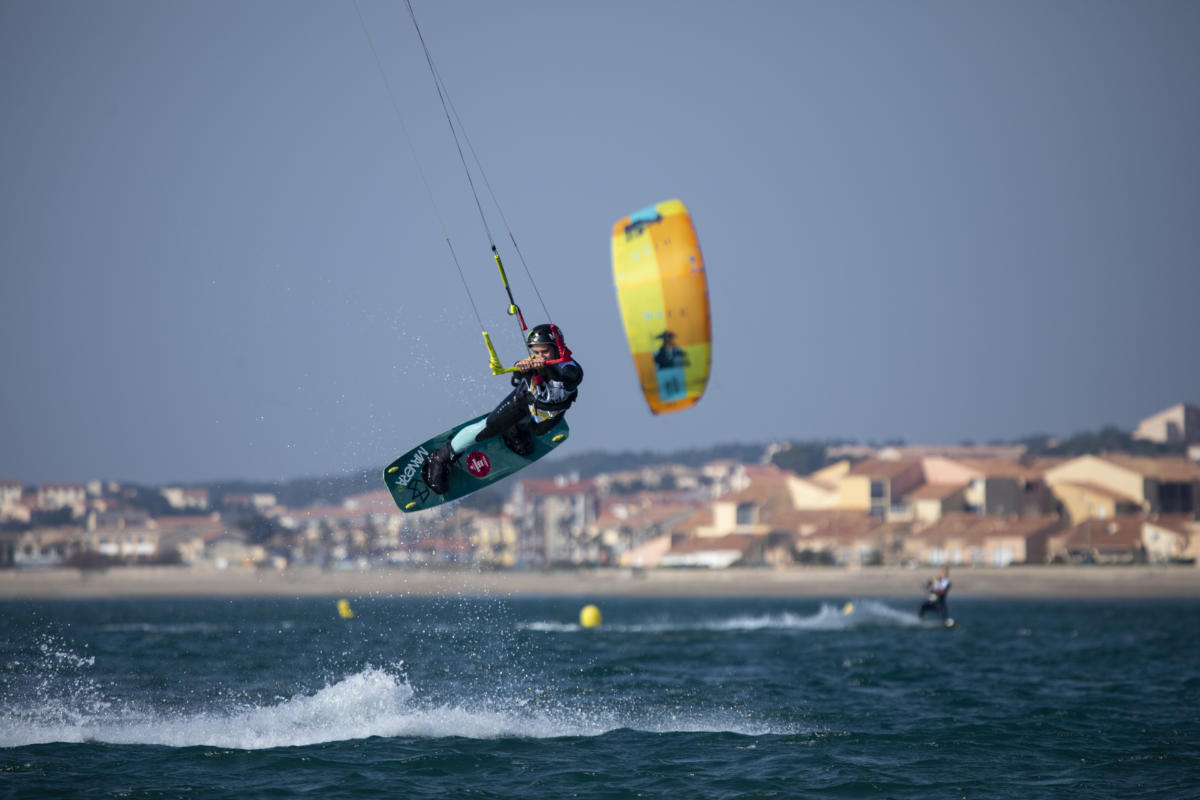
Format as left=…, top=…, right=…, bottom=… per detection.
left=1157, top=482, right=1194, bottom=514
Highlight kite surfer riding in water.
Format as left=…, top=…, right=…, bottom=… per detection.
left=918, top=566, right=952, bottom=622
left=421, top=323, right=583, bottom=495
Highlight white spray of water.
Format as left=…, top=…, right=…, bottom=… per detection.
left=519, top=600, right=923, bottom=634
left=2, top=662, right=794, bottom=749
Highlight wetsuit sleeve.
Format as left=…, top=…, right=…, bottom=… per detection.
left=547, top=360, right=583, bottom=391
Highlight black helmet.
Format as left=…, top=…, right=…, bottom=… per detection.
left=526, top=323, right=562, bottom=349
left=525, top=323, right=556, bottom=345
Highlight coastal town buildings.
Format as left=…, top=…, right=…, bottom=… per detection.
left=160, top=487, right=211, bottom=511
left=1142, top=514, right=1200, bottom=564
left=1044, top=454, right=1200, bottom=522
left=36, top=483, right=89, bottom=514
left=904, top=513, right=1063, bottom=567
left=4, top=408, right=1200, bottom=573
left=508, top=477, right=599, bottom=566
left=1048, top=517, right=1146, bottom=565
left=1133, top=402, right=1200, bottom=446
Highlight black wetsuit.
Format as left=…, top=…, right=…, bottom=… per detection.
left=918, top=576, right=951, bottom=620
left=421, top=356, right=583, bottom=495
left=472, top=358, right=583, bottom=443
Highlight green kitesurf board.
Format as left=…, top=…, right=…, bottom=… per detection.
left=383, top=414, right=569, bottom=513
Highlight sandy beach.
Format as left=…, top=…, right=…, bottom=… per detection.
left=1, top=564, right=1198, bottom=600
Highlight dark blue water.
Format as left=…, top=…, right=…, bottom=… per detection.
left=2, top=594, right=1197, bottom=799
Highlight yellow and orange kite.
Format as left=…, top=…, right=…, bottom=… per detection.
left=611, top=199, right=711, bottom=414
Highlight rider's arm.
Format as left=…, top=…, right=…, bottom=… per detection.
left=546, top=360, right=582, bottom=391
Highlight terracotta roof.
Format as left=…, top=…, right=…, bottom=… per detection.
left=601, top=502, right=704, bottom=529
left=797, top=514, right=887, bottom=544
left=907, top=483, right=966, bottom=500
left=847, top=458, right=921, bottom=478
left=947, top=458, right=1032, bottom=478
left=768, top=508, right=873, bottom=532
left=672, top=508, right=713, bottom=533
left=911, top=513, right=1061, bottom=544
left=741, top=464, right=790, bottom=482
left=667, top=533, right=761, bottom=555
left=1054, top=481, right=1143, bottom=504
left=1057, top=517, right=1144, bottom=549
left=1098, top=454, right=1200, bottom=482
left=914, top=512, right=993, bottom=538
left=719, top=480, right=792, bottom=506
left=967, top=516, right=1062, bottom=540
left=1143, top=514, right=1200, bottom=536
left=620, top=532, right=674, bottom=566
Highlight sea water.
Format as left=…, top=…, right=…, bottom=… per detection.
left=1, top=593, right=1197, bottom=798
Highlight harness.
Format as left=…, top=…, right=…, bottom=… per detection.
left=523, top=359, right=579, bottom=421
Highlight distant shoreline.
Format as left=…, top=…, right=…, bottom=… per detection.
left=1, top=564, right=1198, bottom=600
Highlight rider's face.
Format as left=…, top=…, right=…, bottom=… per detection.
left=530, top=343, right=556, bottom=360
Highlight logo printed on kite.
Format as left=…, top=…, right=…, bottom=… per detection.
left=466, top=452, right=491, bottom=478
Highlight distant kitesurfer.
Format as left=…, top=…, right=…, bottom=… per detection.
left=422, top=323, right=582, bottom=495
left=918, top=566, right=951, bottom=621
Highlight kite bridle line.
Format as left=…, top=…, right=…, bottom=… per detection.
left=397, top=0, right=554, bottom=376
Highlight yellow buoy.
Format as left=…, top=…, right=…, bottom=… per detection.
left=579, top=604, right=602, bottom=628
left=337, top=598, right=355, bottom=619
left=842, top=602, right=855, bottom=615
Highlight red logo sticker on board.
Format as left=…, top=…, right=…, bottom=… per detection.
left=465, top=452, right=491, bottom=478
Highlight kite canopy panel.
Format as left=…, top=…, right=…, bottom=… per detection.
left=611, top=199, right=711, bottom=414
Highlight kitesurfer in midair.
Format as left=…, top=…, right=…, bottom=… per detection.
left=421, top=323, right=582, bottom=495
left=918, top=566, right=951, bottom=621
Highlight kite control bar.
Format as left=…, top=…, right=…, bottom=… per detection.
left=482, top=247, right=527, bottom=375
left=481, top=249, right=571, bottom=376
left=482, top=331, right=519, bottom=375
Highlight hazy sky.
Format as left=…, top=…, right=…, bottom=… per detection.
left=3, top=1, right=1198, bottom=485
